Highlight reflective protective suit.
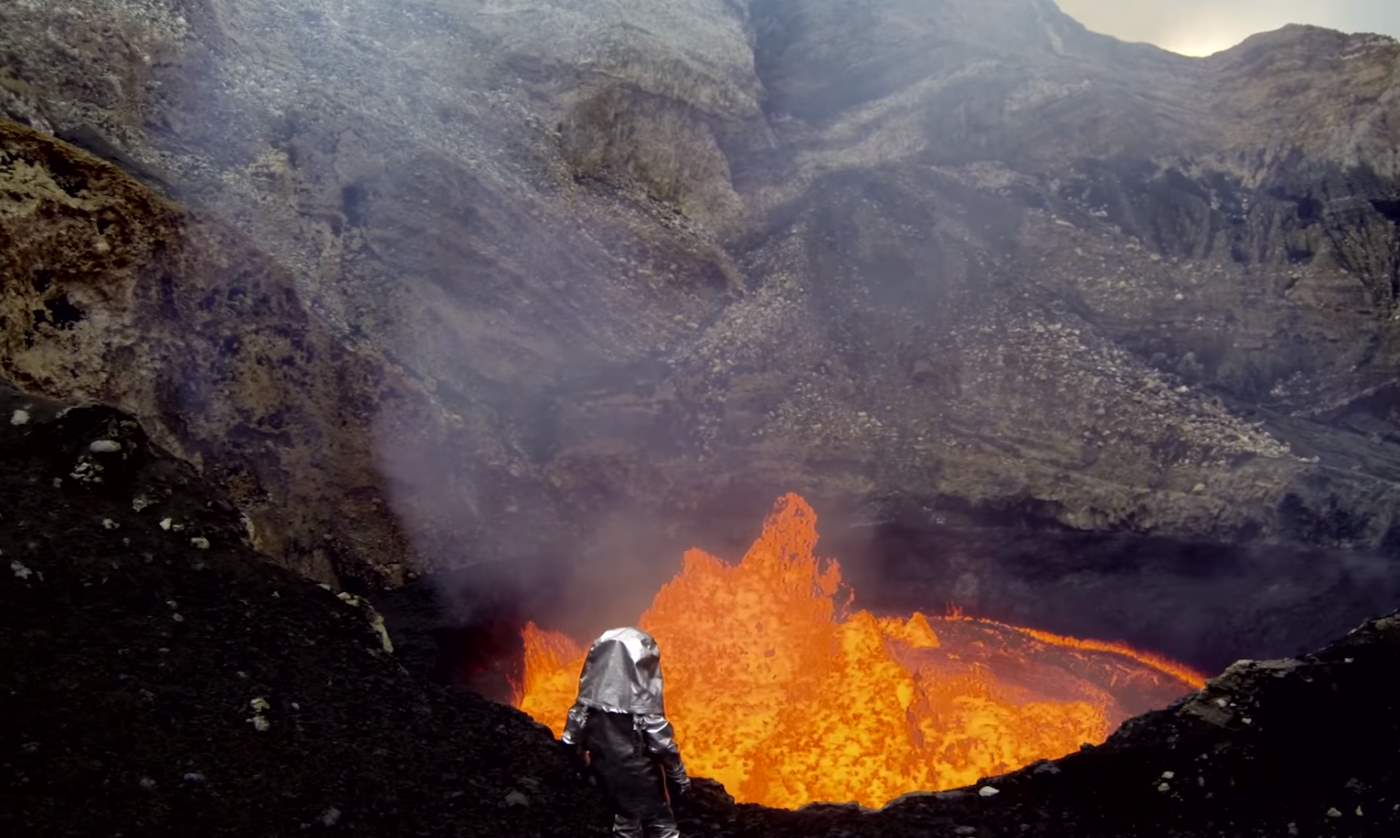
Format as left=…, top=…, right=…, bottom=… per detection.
left=562, top=627, right=690, bottom=838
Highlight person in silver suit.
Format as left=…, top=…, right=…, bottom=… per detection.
left=561, top=627, right=691, bottom=838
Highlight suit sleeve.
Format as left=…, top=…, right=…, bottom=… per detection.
left=639, top=713, right=690, bottom=789
left=561, top=701, right=589, bottom=746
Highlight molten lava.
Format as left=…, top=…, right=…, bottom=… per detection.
left=517, top=494, right=1205, bottom=809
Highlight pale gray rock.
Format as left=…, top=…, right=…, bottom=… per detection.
left=1, top=0, right=1399, bottom=627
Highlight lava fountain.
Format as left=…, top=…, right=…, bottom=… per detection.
left=517, top=494, right=1205, bottom=809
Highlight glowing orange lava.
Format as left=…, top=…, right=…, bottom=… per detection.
left=518, top=494, right=1206, bottom=809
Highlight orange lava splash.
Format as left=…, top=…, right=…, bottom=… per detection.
left=517, top=494, right=1206, bottom=809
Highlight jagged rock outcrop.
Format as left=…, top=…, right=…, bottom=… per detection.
left=0, top=121, right=435, bottom=586
left=3, top=385, right=1396, bottom=835
left=3, top=0, right=1400, bottom=624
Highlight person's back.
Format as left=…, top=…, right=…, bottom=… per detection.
left=562, top=627, right=690, bottom=838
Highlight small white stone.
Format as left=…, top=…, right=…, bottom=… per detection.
left=320, top=807, right=342, bottom=826
left=504, top=791, right=530, bottom=807
left=172, top=613, right=185, bottom=623
left=183, top=772, right=206, bottom=783
left=10, top=409, right=30, bottom=426
left=1242, top=717, right=1252, bottom=725
left=10, top=560, right=34, bottom=581
left=249, top=716, right=271, bottom=732
left=1326, top=808, right=1343, bottom=818
left=101, top=518, right=119, bottom=530
left=132, top=496, right=153, bottom=512
left=1214, top=698, right=1230, bottom=708
left=159, top=518, right=173, bottom=531
left=70, top=460, right=103, bottom=483
left=1356, top=806, right=1364, bottom=817
left=89, top=440, right=123, bottom=454
left=139, top=777, right=157, bottom=790
left=190, top=537, right=210, bottom=550
left=1158, top=783, right=1171, bottom=793
left=250, top=697, right=270, bottom=713
left=978, top=786, right=1000, bottom=798
left=1161, top=771, right=1175, bottom=780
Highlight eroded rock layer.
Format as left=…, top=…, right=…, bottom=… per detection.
left=2, top=0, right=1400, bottom=613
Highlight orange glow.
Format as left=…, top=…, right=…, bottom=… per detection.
left=518, top=494, right=1206, bottom=809
left=945, top=615, right=1207, bottom=691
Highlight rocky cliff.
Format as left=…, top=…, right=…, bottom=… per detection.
left=3, top=0, right=1400, bottom=632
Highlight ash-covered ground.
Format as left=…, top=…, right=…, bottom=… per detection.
left=3, top=385, right=1397, bottom=837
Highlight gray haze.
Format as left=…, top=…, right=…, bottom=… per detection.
left=1059, top=0, right=1400, bottom=55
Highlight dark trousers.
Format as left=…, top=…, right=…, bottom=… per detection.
left=581, top=711, right=679, bottom=837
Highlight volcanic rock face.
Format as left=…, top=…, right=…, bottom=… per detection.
left=3, top=0, right=1400, bottom=612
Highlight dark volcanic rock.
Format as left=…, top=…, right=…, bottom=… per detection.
left=0, top=382, right=610, bottom=837
left=3, top=386, right=1398, bottom=837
